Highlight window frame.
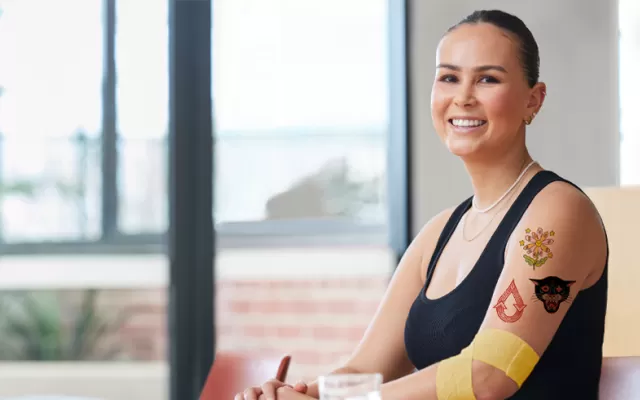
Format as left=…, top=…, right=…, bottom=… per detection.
left=0, top=0, right=410, bottom=256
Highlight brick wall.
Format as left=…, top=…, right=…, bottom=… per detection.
left=101, top=275, right=389, bottom=383
left=216, top=276, right=389, bottom=383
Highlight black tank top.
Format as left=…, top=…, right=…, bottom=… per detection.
left=404, top=170, right=608, bottom=399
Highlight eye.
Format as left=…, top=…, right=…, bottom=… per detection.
left=541, top=285, right=549, bottom=292
left=556, top=286, right=563, bottom=293
left=438, top=74, right=458, bottom=83
left=479, top=75, right=500, bottom=84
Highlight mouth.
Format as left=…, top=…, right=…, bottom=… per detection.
left=544, top=300, right=560, bottom=313
left=448, top=118, right=487, bottom=132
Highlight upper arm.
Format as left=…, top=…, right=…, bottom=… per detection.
left=473, top=183, right=607, bottom=398
left=344, top=207, right=455, bottom=382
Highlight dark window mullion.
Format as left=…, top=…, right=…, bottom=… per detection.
left=101, top=0, right=118, bottom=240
left=387, top=0, right=412, bottom=265
left=168, top=0, right=215, bottom=398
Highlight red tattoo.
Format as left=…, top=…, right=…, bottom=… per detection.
left=493, top=279, right=527, bottom=323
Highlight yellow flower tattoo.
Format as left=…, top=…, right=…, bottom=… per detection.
left=520, top=227, right=555, bottom=269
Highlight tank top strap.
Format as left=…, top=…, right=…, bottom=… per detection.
left=492, top=170, right=565, bottom=245
left=424, top=196, right=473, bottom=284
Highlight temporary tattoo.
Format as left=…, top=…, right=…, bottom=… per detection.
left=520, top=227, right=555, bottom=269
left=493, top=279, right=527, bottom=323
left=530, top=276, right=575, bottom=314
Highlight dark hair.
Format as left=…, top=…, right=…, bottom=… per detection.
left=448, top=10, right=540, bottom=87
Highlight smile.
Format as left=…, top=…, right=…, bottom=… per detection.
left=449, top=118, right=487, bottom=127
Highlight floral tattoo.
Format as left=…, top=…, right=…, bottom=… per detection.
left=519, top=227, right=555, bottom=269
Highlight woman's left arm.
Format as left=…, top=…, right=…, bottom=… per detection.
left=380, top=183, right=607, bottom=400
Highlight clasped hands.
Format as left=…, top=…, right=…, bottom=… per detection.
left=234, top=379, right=314, bottom=400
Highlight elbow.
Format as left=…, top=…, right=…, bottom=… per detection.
left=472, top=362, right=519, bottom=400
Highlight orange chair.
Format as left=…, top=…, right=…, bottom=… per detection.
left=600, top=356, right=640, bottom=399
left=200, top=353, right=291, bottom=400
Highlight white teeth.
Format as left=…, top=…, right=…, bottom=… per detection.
left=451, top=119, right=486, bottom=127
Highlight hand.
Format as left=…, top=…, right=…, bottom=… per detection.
left=257, top=385, right=314, bottom=400
left=234, top=380, right=308, bottom=400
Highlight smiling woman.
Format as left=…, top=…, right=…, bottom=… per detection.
left=236, top=9, right=609, bottom=400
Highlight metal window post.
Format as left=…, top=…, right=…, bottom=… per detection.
left=168, top=0, right=215, bottom=399
left=102, top=0, right=118, bottom=240
left=387, top=0, right=412, bottom=265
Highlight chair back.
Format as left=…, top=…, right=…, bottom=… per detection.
left=600, top=356, right=640, bottom=399
left=200, top=352, right=281, bottom=399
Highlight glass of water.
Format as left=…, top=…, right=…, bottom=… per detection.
left=318, top=373, right=383, bottom=400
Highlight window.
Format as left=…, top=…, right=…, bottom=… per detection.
left=212, top=0, right=389, bottom=230
left=0, top=0, right=393, bottom=253
left=116, top=0, right=169, bottom=235
left=0, top=0, right=103, bottom=244
left=620, top=0, right=640, bottom=185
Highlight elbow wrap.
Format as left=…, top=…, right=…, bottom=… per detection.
left=436, top=329, right=540, bottom=400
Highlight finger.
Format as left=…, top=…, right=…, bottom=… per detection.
left=243, top=388, right=259, bottom=400
left=260, top=382, right=278, bottom=400
left=276, top=355, right=292, bottom=382
left=277, top=386, right=303, bottom=398
left=234, top=394, right=244, bottom=400
left=293, top=382, right=307, bottom=393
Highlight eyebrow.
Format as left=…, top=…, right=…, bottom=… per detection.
left=436, top=63, right=508, bottom=73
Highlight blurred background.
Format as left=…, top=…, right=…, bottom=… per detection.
left=0, top=0, right=637, bottom=399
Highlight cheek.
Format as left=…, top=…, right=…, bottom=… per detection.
left=430, top=85, right=448, bottom=122
left=480, top=87, right=523, bottom=121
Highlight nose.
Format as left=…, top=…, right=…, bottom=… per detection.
left=453, top=82, right=477, bottom=108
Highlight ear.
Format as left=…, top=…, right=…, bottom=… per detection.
left=530, top=279, right=540, bottom=286
left=526, top=82, right=547, bottom=116
left=566, top=281, right=576, bottom=287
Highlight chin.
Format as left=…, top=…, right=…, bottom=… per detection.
left=444, top=135, right=486, bottom=159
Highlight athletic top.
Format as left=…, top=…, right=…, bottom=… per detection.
left=404, top=170, right=608, bottom=399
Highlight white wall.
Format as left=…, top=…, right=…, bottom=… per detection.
left=409, top=0, right=620, bottom=232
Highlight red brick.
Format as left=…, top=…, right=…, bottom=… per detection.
left=312, top=326, right=336, bottom=340
left=253, top=300, right=283, bottom=313
left=276, top=326, right=301, bottom=338
left=290, top=300, right=319, bottom=313
left=324, top=301, right=357, bottom=313
left=229, top=301, right=252, bottom=313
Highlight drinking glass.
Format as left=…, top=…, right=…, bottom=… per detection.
left=318, top=373, right=383, bottom=400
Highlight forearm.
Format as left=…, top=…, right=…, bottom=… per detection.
left=379, top=362, right=438, bottom=400
left=304, top=365, right=363, bottom=398
left=380, top=361, right=504, bottom=400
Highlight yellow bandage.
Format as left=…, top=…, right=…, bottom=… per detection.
left=436, top=346, right=475, bottom=400
left=435, top=329, right=540, bottom=400
left=471, top=329, right=539, bottom=387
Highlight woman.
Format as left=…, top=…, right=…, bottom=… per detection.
left=236, top=9, right=608, bottom=400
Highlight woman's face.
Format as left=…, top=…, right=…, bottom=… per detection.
left=430, top=23, right=544, bottom=160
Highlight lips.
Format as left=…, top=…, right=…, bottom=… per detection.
left=448, top=118, right=487, bottom=128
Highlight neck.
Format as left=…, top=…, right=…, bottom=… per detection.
left=464, top=147, right=537, bottom=211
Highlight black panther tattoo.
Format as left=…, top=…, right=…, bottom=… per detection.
left=530, top=276, right=575, bottom=314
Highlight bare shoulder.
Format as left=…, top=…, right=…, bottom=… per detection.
left=529, top=180, right=604, bottom=235
left=514, top=180, right=607, bottom=283
left=411, top=206, right=458, bottom=281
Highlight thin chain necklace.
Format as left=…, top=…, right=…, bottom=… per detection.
left=462, top=160, right=537, bottom=242
left=472, top=160, right=537, bottom=213
left=461, top=186, right=517, bottom=242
